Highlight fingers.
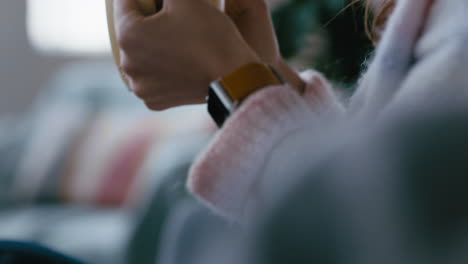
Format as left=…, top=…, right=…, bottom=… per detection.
left=362, top=0, right=434, bottom=115
left=114, top=0, right=164, bottom=59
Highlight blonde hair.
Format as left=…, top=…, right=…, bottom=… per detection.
left=364, top=0, right=395, bottom=44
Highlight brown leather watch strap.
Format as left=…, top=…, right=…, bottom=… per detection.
left=220, top=63, right=284, bottom=102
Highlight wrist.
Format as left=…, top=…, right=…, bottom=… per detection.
left=210, top=42, right=262, bottom=81
left=272, top=59, right=306, bottom=93
left=207, top=62, right=284, bottom=127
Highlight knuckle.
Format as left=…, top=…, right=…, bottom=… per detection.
left=144, top=101, right=156, bottom=110
left=119, top=57, right=139, bottom=77
left=127, top=79, right=147, bottom=99
left=117, top=31, right=136, bottom=52
left=116, top=18, right=140, bottom=51
left=132, top=85, right=147, bottom=99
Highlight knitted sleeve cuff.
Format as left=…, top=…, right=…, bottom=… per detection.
left=188, top=70, right=344, bottom=221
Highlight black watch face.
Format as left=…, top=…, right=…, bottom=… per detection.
left=208, top=89, right=230, bottom=127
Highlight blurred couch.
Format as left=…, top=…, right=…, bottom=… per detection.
left=0, top=61, right=215, bottom=264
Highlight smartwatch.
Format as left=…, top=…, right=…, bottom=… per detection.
left=207, top=63, right=284, bottom=127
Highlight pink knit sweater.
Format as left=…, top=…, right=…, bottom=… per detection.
left=188, top=70, right=345, bottom=221
left=187, top=0, right=460, bottom=221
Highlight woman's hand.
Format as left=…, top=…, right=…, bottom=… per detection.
left=115, top=0, right=261, bottom=110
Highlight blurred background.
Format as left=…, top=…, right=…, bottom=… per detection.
left=0, top=0, right=373, bottom=263
left=0, top=0, right=112, bottom=115
left=2, top=2, right=465, bottom=264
